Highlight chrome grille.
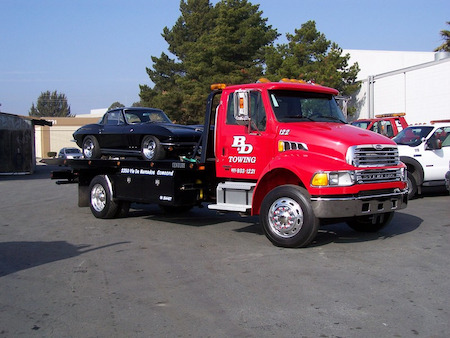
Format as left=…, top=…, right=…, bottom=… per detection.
left=347, top=145, right=400, bottom=167
left=355, top=168, right=403, bottom=184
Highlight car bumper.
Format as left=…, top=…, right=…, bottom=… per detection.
left=310, top=189, right=408, bottom=218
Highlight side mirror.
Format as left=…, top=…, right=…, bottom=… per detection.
left=233, top=90, right=250, bottom=125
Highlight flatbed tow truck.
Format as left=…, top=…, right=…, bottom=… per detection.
left=46, top=79, right=408, bottom=248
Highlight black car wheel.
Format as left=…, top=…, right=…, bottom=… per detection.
left=82, top=135, right=101, bottom=159
left=141, top=136, right=165, bottom=160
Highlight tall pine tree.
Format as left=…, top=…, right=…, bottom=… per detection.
left=29, top=90, right=72, bottom=117
left=264, top=20, right=360, bottom=97
left=140, top=0, right=278, bottom=123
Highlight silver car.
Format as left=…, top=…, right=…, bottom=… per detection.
left=57, top=147, right=83, bottom=159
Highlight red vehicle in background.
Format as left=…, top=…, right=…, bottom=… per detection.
left=351, top=113, right=409, bottom=138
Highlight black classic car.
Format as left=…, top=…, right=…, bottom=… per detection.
left=73, top=107, right=203, bottom=161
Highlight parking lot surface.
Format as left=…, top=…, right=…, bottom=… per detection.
left=1, top=164, right=449, bottom=337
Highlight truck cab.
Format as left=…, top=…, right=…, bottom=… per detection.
left=393, top=120, right=450, bottom=198
left=205, top=80, right=408, bottom=247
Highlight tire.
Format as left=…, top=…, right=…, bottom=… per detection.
left=406, top=171, right=417, bottom=199
left=260, top=185, right=319, bottom=248
left=346, top=212, right=394, bottom=232
left=141, top=136, right=166, bottom=160
left=116, top=201, right=130, bottom=218
left=89, top=175, right=119, bottom=219
left=82, top=135, right=101, bottom=159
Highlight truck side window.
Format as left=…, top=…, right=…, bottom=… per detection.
left=226, top=91, right=266, bottom=131
left=249, top=91, right=266, bottom=131
left=226, top=93, right=237, bottom=125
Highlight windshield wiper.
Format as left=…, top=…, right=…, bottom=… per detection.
left=284, top=115, right=315, bottom=121
left=323, top=115, right=346, bottom=123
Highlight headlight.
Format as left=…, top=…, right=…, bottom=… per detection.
left=311, top=171, right=355, bottom=187
left=400, top=167, right=406, bottom=182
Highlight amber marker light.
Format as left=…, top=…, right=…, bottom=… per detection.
left=211, top=83, right=227, bottom=90
left=311, top=173, right=328, bottom=186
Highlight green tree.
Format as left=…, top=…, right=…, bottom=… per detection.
left=264, top=20, right=360, bottom=97
left=29, top=90, right=72, bottom=117
left=434, top=21, right=450, bottom=52
left=108, top=101, right=125, bottom=110
left=140, top=0, right=278, bottom=123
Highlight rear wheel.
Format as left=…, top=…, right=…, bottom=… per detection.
left=260, top=185, right=319, bottom=248
left=141, top=136, right=165, bottom=160
left=89, top=175, right=119, bottom=218
left=346, top=212, right=394, bottom=232
left=82, top=135, right=101, bottom=159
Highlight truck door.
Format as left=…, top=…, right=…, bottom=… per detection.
left=423, top=126, right=450, bottom=181
left=215, top=89, right=273, bottom=179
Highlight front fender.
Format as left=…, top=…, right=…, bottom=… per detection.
left=252, top=151, right=351, bottom=215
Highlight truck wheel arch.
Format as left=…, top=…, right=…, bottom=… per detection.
left=252, top=168, right=305, bottom=215
left=400, top=156, right=424, bottom=186
left=89, top=174, right=119, bottom=218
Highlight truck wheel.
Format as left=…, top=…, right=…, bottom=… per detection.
left=141, top=136, right=165, bottom=160
left=406, top=171, right=417, bottom=199
left=346, top=212, right=394, bottom=232
left=260, top=185, right=319, bottom=248
left=89, top=175, right=119, bottom=218
left=82, top=135, right=101, bottom=159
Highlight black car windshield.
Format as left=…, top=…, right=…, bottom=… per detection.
left=393, top=126, right=434, bottom=146
left=269, top=90, right=346, bottom=123
left=124, top=109, right=172, bottom=124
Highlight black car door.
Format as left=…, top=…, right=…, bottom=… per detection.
left=98, top=110, right=128, bottom=149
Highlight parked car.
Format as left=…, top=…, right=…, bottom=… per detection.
left=73, top=107, right=203, bottom=161
left=57, top=147, right=83, bottom=159
left=393, top=120, right=450, bottom=198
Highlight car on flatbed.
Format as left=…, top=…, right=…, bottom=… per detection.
left=73, top=107, right=203, bottom=161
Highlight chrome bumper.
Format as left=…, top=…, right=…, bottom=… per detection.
left=311, top=189, right=408, bottom=218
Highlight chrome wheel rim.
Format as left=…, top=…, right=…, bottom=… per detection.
left=83, top=139, right=94, bottom=159
left=268, top=197, right=304, bottom=238
left=142, top=138, right=156, bottom=160
left=91, top=183, right=106, bottom=212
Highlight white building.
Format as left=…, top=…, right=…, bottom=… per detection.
left=344, top=49, right=450, bottom=124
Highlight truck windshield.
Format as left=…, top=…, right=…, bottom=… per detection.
left=269, top=90, right=346, bottom=123
left=393, top=126, right=434, bottom=146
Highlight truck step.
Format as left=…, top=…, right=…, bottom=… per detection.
left=207, top=181, right=256, bottom=213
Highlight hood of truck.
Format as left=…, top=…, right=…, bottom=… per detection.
left=280, top=122, right=396, bottom=161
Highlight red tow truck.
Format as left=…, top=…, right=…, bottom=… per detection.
left=351, top=113, right=409, bottom=138
left=50, top=79, right=408, bottom=248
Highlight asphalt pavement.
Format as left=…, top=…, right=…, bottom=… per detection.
left=1, top=163, right=449, bottom=337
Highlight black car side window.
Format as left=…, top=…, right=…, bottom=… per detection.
left=106, top=111, right=124, bottom=126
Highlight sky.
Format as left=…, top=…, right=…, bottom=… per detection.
left=1, top=0, right=449, bottom=116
